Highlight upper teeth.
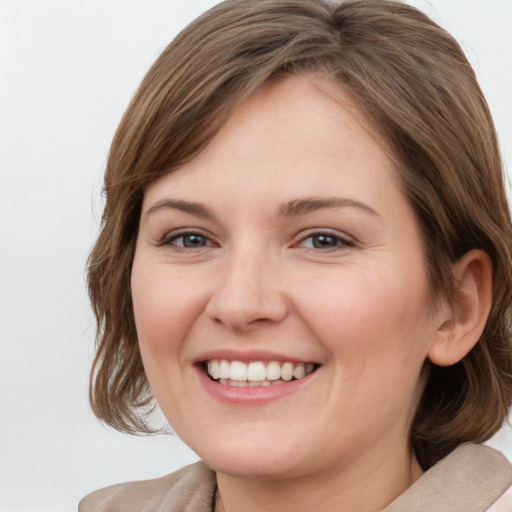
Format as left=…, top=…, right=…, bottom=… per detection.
left=206, top=360, right=315, bottom=382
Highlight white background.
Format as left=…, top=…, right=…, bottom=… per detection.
left=1, top=1, right=511, bottom=511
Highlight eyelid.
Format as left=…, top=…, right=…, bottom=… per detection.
left=160, top=228, right=217, bottom=247
left=292, top=228, right=355, bottom=250
left=156, top=227, right=354, bottom=251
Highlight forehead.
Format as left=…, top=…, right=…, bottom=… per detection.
left=143, top=75, right=401, bottom=208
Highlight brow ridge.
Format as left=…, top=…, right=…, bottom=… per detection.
left=145, top=199, right=213, bottom=219
left=144, top=196, right=378, bottom=220
left=278, top=197, right=378, bottom=217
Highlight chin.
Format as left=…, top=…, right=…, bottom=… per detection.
left=190, top=432, right=310, bottom=479
left=206, top=454, right=304, bottom=480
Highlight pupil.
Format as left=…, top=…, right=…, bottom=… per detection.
left=183, top=234, right=205, bottom=248
left=313, top=235, right=337, bottom=248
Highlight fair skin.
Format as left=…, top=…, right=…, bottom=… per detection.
left=131, top=76, right=490, bottom=512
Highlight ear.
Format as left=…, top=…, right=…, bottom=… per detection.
left=427, top=249, right=493, bottom=366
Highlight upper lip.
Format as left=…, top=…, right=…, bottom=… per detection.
left=193, top=349, right=319, bottom=365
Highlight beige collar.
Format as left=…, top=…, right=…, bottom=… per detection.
left=79, top=443, right=511, bottom=512
left=382, top=444, right=512, bottom=512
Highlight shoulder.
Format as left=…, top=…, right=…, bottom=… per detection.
left=78, top=461, right=216, bottom=512
left=487, top=484, right=512, bottom=512
left=384, top=444, right=512, bottom=512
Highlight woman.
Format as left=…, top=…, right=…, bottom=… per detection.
left=80, top=0, right=512, bottom=510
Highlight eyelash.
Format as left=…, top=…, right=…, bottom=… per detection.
left=160, top=229, right=354, bottom=252
left=293, top=229, right=354, bottom=252
left=160, top=230, right=215, bottom=250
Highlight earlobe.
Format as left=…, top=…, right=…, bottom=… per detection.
left=427, top=250, right=493, bottom=367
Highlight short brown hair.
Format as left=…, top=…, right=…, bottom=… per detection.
left=88, top=0, right=512, bottom=469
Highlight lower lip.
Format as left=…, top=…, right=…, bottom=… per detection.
left=196, top=366, right=315, bottom=405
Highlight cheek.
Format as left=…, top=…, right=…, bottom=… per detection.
left=130, top=262, right=203, bottom=418
left=298, top=261, right=432, bottom=373
left=131, top=262, right=202, bottom=358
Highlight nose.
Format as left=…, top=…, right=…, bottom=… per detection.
left=205, top=249, right=288, bottom=331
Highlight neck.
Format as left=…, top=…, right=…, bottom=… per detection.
left=215, top=446, right=423, bottom=512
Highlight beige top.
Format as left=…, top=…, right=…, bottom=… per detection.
left=79, top=444, right=512, bottom=512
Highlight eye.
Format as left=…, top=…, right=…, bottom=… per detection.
left=296, top=231, right=353, bottom=250
left=164, top=231, right=214, bottom=249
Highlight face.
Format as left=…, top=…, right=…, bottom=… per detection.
left=131, top=76, right=444, bottom=480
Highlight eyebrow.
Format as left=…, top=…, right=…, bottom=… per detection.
left=144, top=199, right=214, bottom=219
left=144, top=196, right=379, bottom=219
left=278, top=197, right=379, bottom=217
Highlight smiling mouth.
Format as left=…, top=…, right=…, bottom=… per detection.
left=204, top=359, right=318, bottom=387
